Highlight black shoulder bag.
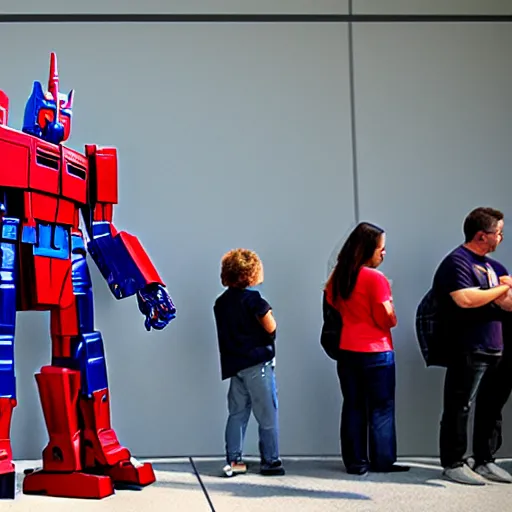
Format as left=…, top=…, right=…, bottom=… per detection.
left=320, top=291, right=343, bottom=361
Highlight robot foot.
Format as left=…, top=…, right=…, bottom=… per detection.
left=104, top=458, right=156, bottom=488
left=22, top=468, right=114, bottom=499
left=0, top=471, right=15, bottom=499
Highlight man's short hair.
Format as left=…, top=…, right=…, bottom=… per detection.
left=463, top=207, right=504, bottom=243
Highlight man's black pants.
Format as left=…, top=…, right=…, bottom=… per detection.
left=440, top=352, right=500, bottom=468
left=483, top=344, right=512, bottom=457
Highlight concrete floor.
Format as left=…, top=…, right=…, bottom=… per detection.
left=3, top=457, right=512, bottom=511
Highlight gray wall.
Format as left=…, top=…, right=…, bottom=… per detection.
left=0, top=1, right=511, bottom=460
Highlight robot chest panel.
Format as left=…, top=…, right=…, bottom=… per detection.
left=31, top=144, right=88, bottom=205
left=27, top=190, right=78, bottom=226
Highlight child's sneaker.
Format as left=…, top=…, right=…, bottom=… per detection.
left=222, top=461, right=247, bottom=477
left=260, top=459, right=285, bottom=476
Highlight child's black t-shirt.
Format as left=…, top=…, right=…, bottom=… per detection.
left=213, top=287, right=275, bottom=379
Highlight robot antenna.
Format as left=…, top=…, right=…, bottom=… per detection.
left=48, top=52, right=60, bottom=119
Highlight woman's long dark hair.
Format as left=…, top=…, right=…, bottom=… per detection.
left=331, top=222, right=385, bottom=301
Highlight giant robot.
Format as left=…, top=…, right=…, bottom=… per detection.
left=0, top=53, right=176, bottom=499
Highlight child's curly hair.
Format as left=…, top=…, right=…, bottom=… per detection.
left=220, top=248, right=263, bottom=288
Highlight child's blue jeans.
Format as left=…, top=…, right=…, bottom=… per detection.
left=225, top=361, right=280, bottom=465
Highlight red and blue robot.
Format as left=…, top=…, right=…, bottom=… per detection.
left=0, top=53, right=176, bottom=499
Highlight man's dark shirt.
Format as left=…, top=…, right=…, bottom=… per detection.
left=213, top=287, right=275, bottom=380
left=432, top=245, right=508, bottom=355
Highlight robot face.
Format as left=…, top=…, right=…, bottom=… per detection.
left=35, top=90, right=73, bottom=142
left=22, top=53, right=74, bottom=145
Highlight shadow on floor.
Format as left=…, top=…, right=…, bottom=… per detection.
left=153, top=476, right=370, bottom=501
left=191, top=458, right=447, bottom=489
left=152, top=462, right=196, bottom=473
left=152, top=459, right=369, bottom=500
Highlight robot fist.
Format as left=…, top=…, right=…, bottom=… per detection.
left=137, top=283, right=176, bottom=331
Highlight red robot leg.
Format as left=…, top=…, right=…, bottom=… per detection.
left=22, top=271, right=114, bottom=499
left=22, top=367, right=114, bottom=499
left=70, top=247, right=155, bottom=488
left=24, top=251, right=155, bottom=499
left=0, top=398, right=16, bottom=499
left=80, top=390, right=156, bottom=486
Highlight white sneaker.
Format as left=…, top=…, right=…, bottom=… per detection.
left=474, top=462, right=512, bottom=483
left=442, top=464, right=487, bottom=485
left=222, top=461, right=247, bottom=477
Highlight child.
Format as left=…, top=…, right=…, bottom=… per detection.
left=213, top=248, right=285, bottom=477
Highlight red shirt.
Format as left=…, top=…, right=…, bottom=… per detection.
left=325, top=266, right=394, bottom=353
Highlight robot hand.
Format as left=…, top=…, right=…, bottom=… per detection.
left=136, top=283, right=176, bottom=331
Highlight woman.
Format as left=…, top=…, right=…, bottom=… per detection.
left=325, top=222, right=408, bottom=475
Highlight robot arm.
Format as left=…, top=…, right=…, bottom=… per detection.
left=83, top=144, right=176, bottom=331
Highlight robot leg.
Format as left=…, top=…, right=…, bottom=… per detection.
left=22, top=245, right=114, bottom=499
left=0, top=218, right=19, bottom=499
left=22, top=365, right=114, bottom=499
left=80, top=372, right=156, bottom=487
left=71, top=250, right=155, bottom=486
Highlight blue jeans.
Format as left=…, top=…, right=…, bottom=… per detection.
left=336, top=350, right=397, bottom=473
left=225, top=361, right=280, bottom=465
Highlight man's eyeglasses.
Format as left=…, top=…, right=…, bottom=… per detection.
left=485, top=230, right=504, bottom=239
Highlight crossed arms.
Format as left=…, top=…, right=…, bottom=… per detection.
left=450, top=275, right=512, bottom=310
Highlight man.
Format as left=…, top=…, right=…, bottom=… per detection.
left=432, top=207, right=512, bottom=485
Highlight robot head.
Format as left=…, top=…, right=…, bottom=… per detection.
left=22, top=52, right=74, bottom=145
